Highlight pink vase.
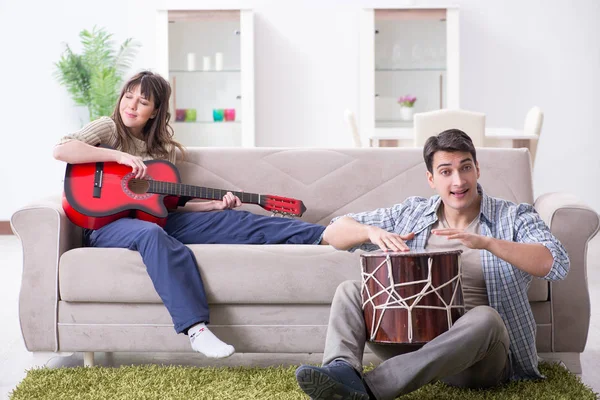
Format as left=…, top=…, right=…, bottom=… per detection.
left=175, top=109, right=186, bottom=122
left=224, top=109, right=236, bottom=121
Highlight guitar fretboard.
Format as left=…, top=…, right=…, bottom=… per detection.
left=147, top=181, right=260, bottom=204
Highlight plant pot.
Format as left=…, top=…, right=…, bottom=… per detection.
left=400, top=106, right=414, bottom=121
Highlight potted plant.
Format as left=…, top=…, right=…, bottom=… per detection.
left=54, top=26, right=140, bottom=122
left=397, top=95, right=417, bottom=121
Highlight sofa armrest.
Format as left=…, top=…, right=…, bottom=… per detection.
left=10, top=195, right=82, bottom=351
left=534, top=192, right=600, bottom=352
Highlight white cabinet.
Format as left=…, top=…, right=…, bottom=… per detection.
left=359, top=8, right=460, bottom=145
left=156, top=10, right=255, bottom=147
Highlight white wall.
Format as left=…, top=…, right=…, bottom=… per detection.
left=1, top=0, right=599, bottom=220
left=0, top=0, right=159, bottom=221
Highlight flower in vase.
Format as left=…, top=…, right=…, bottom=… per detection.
left=397, top=95, right=417, bottom=108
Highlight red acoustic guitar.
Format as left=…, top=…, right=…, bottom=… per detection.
left=62, top=160, right=307, bottom=230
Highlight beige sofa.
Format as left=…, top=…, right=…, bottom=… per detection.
left=11, top=147, right=599, bottom=372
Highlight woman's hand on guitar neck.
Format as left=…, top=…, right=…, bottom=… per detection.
left=186, top=192, right=242, bottom=212
left=117, top=152, right=148, bottom=179
left=212, top=192, right=242, bottom=210
left=179, top=193, right=242, bottom=213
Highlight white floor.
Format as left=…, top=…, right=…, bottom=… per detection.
left=1, top=234, right=599, bottom=399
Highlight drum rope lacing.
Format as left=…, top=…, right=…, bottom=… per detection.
left=361, top=254, right=464, bottom=343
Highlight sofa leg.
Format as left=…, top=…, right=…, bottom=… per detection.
left=538, top=352, right=582, bottom=374
left=83, top=352, right=94, bottom=367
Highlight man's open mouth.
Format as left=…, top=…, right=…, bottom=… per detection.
left=451, top=189, right=469, bottom=197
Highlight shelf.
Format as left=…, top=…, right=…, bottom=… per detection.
left=375, top=68, right=446, bottom=72
left=360, top=7, right=459, bottom=142
left=174, top=121, right=241, bottom=124
left=170, top=69, right=241, bottom=73
left=165, top=9, right=254, bottom=147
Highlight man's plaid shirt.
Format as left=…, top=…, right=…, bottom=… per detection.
left=336, top=184, right=569, bottom=380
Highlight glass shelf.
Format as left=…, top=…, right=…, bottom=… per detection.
left=170, top=69, right=241, bottom=73
left=174, top=121, right=241, bottom=124
left=375, top=68, right=446, bottom=72
left=167, top=9, right=252, bottom=147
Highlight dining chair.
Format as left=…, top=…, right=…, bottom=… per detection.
left=414, top=109, right=486, bottom=147
left=344, top=109, right=362, bottom=147
left=523, top=106, right=544, bottom=166
left=524, top=106, right=544, bottom=137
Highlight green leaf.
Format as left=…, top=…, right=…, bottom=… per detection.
left=114, top=38, right=141, bottom=75
left=54, top=26, right=141, bottom=120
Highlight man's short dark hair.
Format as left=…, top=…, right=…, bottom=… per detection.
left=423, top=129, right=478, bottom=174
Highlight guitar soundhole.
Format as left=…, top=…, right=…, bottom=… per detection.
left=121, top=173, right=153, bottom=200
left=128, top=179, right=150, bottom=194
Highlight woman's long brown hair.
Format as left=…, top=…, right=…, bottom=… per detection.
left=112, top=71, right=185, bottom=160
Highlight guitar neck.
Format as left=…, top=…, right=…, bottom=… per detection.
left=147, top=180, right=261, bottom=204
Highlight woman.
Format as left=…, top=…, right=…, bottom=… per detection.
left=53, top=70, right=326, bottom=358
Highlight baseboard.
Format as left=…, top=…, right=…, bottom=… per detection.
left=0, top=220, right=13, bottom=235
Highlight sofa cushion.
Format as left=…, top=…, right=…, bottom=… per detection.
left=528, top=278, right=549, bottom=302
left=60, top=245, right=359, bottom=304
left=59, top=245, right=548, bottom=304
left=175, top=148, right=534, bottom=225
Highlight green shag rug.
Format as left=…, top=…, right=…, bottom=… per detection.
left=9, top=362, right=597, bottom=400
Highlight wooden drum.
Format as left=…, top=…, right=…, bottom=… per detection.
left=361, top=250, right=464, bottom=344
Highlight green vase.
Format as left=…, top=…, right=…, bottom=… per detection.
left=185, top=109, right=197, bottom=122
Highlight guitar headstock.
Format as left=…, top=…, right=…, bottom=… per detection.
left=259, top=194, right=307, bottom=217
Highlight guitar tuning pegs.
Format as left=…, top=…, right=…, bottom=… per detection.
left=270, top=211, right=297, bottom=219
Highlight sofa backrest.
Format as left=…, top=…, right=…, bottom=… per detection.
left=176, top=147, right=534, bottom=225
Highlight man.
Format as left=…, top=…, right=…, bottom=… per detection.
left=295, top=129, right=569, bottom=400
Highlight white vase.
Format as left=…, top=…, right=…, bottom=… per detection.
left=203, top=56, right=211, bottom=71
left=215, top=52, right=223, bottom=71
left=187, top=53, right=196, bottom=71
left=400, top=106, right=414, bottom=121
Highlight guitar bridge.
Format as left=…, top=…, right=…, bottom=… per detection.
left=93, top=162, right=104, bottom=198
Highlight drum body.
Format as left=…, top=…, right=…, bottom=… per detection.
left=361, top=250, right=464, bottom=344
